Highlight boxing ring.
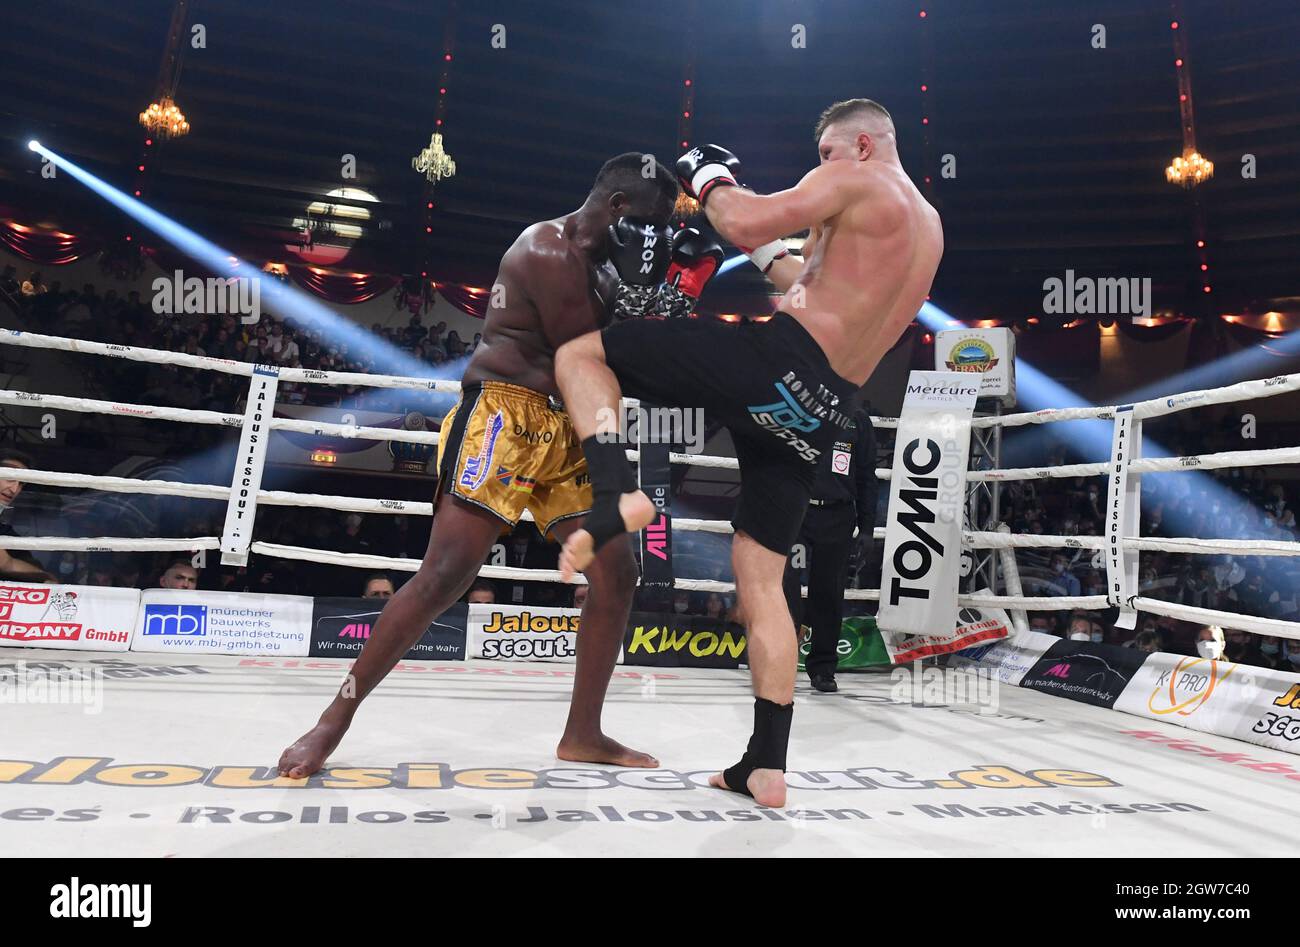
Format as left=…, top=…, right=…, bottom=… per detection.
left=0, top=328, right=1298, bottom=857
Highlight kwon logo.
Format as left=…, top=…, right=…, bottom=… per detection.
left=50, top=877, right=151, bottom=928
left=153, top=269, right=261, bottom=324
left=1042, top=270, right=1151, bottom=317
left=141, top=604, right=208, bottom=637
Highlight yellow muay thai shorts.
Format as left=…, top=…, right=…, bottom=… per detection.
left=436, top=381, right=592, bottom=537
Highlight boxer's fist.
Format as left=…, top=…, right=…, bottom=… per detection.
left=676, top=144, right=741, bottom=204
left=658, top=227, right=724, bottom=318
left=607, top=217, right=672, bottom=286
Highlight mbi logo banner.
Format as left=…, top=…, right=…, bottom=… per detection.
left=141, top=604, right=208, bottom=637
left=131, top=589, right=313, bottom=657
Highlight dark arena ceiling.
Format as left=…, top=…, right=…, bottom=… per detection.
left=1, top=0, right=1296, bottom=319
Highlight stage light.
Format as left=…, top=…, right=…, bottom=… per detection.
left=30, top=142, right=445, bottom=387
left=27, top=140, right=39, bottom=151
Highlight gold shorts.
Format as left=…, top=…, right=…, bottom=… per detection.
left=436, top=381, right=592, bottom=538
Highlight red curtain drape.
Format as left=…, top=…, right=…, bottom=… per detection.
left=0, top=220, right=100, bottom=265
left=436, top=283, right=491, bottom=319
left=289, top=266, right=400, bottom=304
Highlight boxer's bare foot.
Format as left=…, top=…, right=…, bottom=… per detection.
left=278, top=718, right=348, bottom=779
left=557, top=732, right=659, bottom=768
left=559, top=490, right=656, bottom=580
left=710, top=768, right=787, bottom=807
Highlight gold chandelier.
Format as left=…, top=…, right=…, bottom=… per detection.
left=412, top=133, right=456, bottom=183
left=1165, top=149, right=1213, bottom=188
left=139, top=96, right=190, bottom=139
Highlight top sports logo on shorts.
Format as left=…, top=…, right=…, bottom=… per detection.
left=460, top=411, right=505, bottom=491
left=747, top=382, right=821, bottom=433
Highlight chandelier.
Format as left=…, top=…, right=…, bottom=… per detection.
left=412, top=133, right=456, bottom=183
left=1165, top=149, right=1213, bottom=188
left=139, top=96, right=190, bottom=139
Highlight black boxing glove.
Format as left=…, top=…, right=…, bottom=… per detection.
left=657, top=227, right=724, bottom=318
left=607, top=217, right=672, bottom=286
left=676, top=144, right=741, bottom=205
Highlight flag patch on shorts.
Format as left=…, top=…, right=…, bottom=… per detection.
left=511, top=475, right=536, bottom=495
left=495, top=465, right=513, bottom=486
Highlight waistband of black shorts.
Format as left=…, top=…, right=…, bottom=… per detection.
left=767, top=311, right=861, bottom=402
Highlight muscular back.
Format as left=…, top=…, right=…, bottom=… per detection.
left=462, top=216, right=619, bottom=397
left=780, top=163, right=942, bottom=385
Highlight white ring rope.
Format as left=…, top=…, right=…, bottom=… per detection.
left=0, top=536, right=221, bottom=552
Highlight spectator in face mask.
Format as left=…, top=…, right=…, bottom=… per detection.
left=671, top=590, right=692, bottom=615
left=1255, top=636, right=1287, bottom=670
left=1067, top=614, right=1102, bottom=643
left=1195, top=625, right=1226, bottom=660
left=1048, top=554, right=1081, bottom=597
left=1282, top=641, right=1300, bottom=674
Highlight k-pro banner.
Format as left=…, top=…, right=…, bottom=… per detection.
left=311, top=599, right=466, bottom=661
left=1114, top=653, right=1300, bottom=755
left=1019, top=639, right=1151, bottom=707
left=622, top=612, right=747, bottom=669
left=469, top=603, right=582, bottom=662
left=0, top=582, right=138, bottom=652
left=131, top=589, right=312, bottom=656
left=877, top=372, right=979, bottom=647
left=884, top=597, right=1012, bottom=665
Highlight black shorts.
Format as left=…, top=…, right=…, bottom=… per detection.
left=601, top=311, right=861, bottom=554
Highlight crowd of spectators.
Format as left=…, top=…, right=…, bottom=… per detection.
left=2, top=267, right=479, bottom=419
left=1, top=266, right=1296, bottom=669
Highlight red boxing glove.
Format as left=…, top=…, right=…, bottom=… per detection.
left=658, top=228, right=724, bottom=318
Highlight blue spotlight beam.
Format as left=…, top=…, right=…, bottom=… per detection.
left=28, top=143, right=439, bottom=382
left=914, top=305, right=1264, bottom=542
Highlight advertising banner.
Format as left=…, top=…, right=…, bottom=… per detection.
left=934, top=327, right=1016, bottom=405
left=622, top=612, right=746, bottom=669
left=311, top=599, right=466, bottom=661
left=0, top=583, right=137, bottom=653
left=877, top=371, right=979, bottom=647
left=1114, top=653, right=1300, bottom=755
left=131, top=589, right=312, bottom=656
left=796, top=615, right=891, bottom=671
left=1019, top=639, right=1151, bottom=707
left=468, top=603, right=582, bottom=662
left=883, top=596, right=1011, bottom=665
left=948, top=629, right=1057, bottom=686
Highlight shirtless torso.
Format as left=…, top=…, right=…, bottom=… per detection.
left=703, top=137, right=943, bottom=387
left=466, top=215, right=621, bottom=395
left=779, top=161, right=943, bottom=385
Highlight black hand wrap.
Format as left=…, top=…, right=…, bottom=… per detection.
left=721, top=697, right=793, bottom=798
left=579, top=434, right=639, bottom=555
